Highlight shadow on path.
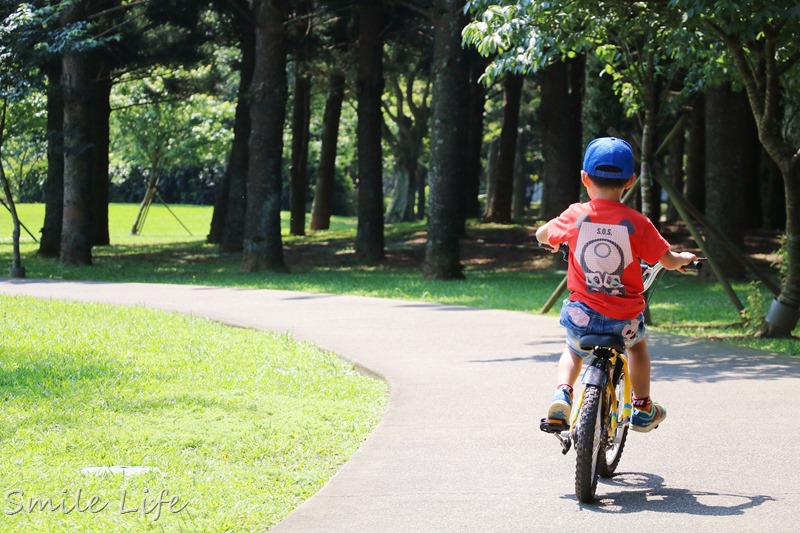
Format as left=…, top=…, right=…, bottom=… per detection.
left=648, top=332, right=800, bottom=383
left=567, top=472, right=774, bottom=515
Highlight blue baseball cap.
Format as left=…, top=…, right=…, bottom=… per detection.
left=582, top=137, right=634, bottom=179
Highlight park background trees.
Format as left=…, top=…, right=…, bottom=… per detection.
left=1, top=0, right=798, bottom=335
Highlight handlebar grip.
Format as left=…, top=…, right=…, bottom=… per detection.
left=539, top=242, right=569, bottom=261
left=682, top=258, right=706, bottom=272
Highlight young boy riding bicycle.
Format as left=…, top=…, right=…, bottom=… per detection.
left=536, top=137, right=696, bottom=433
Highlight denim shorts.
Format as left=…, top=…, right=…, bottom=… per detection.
left=559, top=299, right=645, bottom=358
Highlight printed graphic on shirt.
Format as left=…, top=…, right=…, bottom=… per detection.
left=576, top=222, right=633, bottom=296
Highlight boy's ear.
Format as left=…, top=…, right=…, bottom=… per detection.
left=623, top=175, right=636, bottom=189
left=580, top=170, right=591, bottom=187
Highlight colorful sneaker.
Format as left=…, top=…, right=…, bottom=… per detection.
left=631, top=401, right=667, bottom=433
left=546, top=387, right=573, bottom=425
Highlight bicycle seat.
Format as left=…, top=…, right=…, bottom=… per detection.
left=579, top=334, right=625, bottom=353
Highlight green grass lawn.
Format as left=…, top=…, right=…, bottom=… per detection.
left=0, top=295, right=386, bottom=531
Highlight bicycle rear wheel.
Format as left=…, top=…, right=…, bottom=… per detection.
left=598, top=371, right=628, bottom=477
left=574, top=384, right=603, bottom=502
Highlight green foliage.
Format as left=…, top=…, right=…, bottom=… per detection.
left=110, top=65, right=235, bottom=199
left=463, top=1, right=594, bottom=81
left=0, top=2, right=52, bottom=101
left=463, top=1, right=693, bottom=119
left=0, top=90, right=46, bottom=201
left=740, top=281, right=770, bottom=332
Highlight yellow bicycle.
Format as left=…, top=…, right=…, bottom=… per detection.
left=540, top=256, right=703, bottom=502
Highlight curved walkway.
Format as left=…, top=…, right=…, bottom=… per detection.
left=1, top=279, right=798, bottom=532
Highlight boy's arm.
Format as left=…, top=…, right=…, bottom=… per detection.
left=536, top=222, right=559, bottom=253
left=659, top=249, right=697, bottom=271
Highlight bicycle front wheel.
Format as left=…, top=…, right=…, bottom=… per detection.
left=574, top=384, right=603, bottom=502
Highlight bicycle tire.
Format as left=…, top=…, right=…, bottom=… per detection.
left=598, top=372, right=628, bottom=477
left=574, top=384, right=603, bottom=502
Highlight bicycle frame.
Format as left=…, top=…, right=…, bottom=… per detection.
left=550, top=343, right=631, bottom=457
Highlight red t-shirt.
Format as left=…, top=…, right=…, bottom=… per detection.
left=546, top=199, right=670, bottom=320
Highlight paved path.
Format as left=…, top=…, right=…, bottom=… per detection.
left=1, top=279, right=799, bottom=532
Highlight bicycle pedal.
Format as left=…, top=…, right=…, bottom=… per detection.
left=539, top=418, right=569, bottom=433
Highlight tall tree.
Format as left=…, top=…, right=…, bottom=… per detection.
left=483, top=73, right=522, bottom=223
left=383, top=54, right=431, bottom=223
left=705, top=83, right=746, bottom=279
left=685, top=93, right=705, bottom=213
left=674, top=0, right=800, bottom=335
left=309, top=72, right=346, bottom=230
left=209, top=0, right=255, bottom=251
left=289, top=0, right=313, bottom=236
left=38, top=60, right=64, bottom=258
left=462, top=50, right=487, bottom=222
left=465, top=2, right=687, bottom=224
left=424, top=0, right=468, bottom=279
left=60, top=1, right=93, bottom=265
left=310, top=5, right=351, bottom=231
left=539, top=58, right=584, bottom=220
left=354, top=0, right=385, bottom=262
left=242, top=0, right=290, bottom=272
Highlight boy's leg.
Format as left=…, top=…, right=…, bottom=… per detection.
left=546, top=347, right=583, bottom=425
left=627, top=338, right=667, bottom=432
left=627, top=337, right=650, bottom=399
left=557, top=346, right=583, bottom=388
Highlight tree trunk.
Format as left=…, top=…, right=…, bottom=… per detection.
left=484, top=138, right=498, bottom=212
left=242, top=0, right=289, bottom=273
left=463, top=51, right=486, bottom=222
left=310, top=71, right=345, bottom=231
left=355, top=0, right=385, bottom=262
left=763, top=152, right=785, bottom=230
left=483, top=73, right=523, bottom=224
left=705, top=83, right=746, bottom=279
left=416, top=165, right=426, bottom=220
left=539, top=58, right=583, bottom=220
left=512, top=128, right=527, bottom=221
left=88, top=63, right=111, bottom=246
left=207, top=165, right=230, bottom=243
left=639, top=55, right=657, bottom=224
left=215, top=17, right=256, bottom=251
left=60, top=6, right=93, bottom=267
left=665, top=123, right=683, bottom=223
left=310, top=10, right=350, bottom=231
left=738, top=90, right=761, bottom=230
left=685, top=93, right=705, bottom=213
left=38, top=64, right=64, bottom=258
left=289, top=0, right=313, bottom=236
left=209, top=10, right=254, bottom=245
left=424, top=0, right=467, bottom=279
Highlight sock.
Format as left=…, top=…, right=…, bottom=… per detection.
left=633, top=396, right=651, bottom=410
left=557, top=384, right=573, bottom=396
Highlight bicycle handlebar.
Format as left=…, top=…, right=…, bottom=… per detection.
left=539, top=241, right=704, bottom=292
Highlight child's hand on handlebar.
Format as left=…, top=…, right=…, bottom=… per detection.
left=676, top=252, right=698, bottom=272
left=538, top=241, right=560, bottom=254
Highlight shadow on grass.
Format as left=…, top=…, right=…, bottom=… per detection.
left=0, top=356, right=131, bottom=400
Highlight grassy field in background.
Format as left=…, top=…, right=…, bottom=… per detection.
left=1, top=202, right=796, bottom=356
left=0, top=294, right=387, bottom=531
